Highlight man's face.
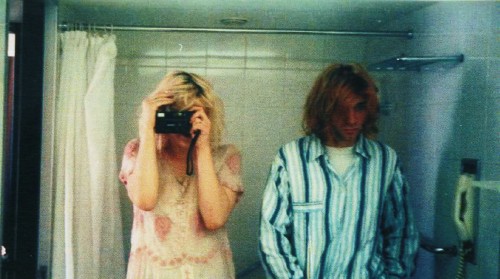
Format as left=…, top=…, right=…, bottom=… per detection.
left=326, top=92, right=368, bottom=147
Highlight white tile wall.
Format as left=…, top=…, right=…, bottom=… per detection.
left=114, top=31, right=365, bottom=273
left=367, top=2, right=499, bottom=279
left=112, top=2, right=498, bottom=278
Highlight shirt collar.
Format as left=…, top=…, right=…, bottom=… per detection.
left=307, top=134, right=370, bottom=161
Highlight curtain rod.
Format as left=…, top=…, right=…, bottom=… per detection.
left=58, top=23, right=413, bottom=39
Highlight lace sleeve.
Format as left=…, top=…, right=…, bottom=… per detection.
left=118, top=138, right=140, bottom=187
left=217, top=144, right=244, bottom=196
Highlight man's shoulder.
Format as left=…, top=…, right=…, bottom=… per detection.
left=361, top=137, right=398, bottom=157
left=279, top=135, right=318, bottom=153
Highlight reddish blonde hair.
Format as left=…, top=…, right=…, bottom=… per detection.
left=302, top=63, right=379, bottom=141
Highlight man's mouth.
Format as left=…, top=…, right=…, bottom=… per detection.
left=343, top=127, right=360, bottom=136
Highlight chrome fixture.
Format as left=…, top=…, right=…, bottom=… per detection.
left=369, top=54, right=464, bottom=71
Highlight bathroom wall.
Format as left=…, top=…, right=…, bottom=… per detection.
left=47, top=1, right=498, bottom=278
left=112, top=31, right=373, bottom=273
left=367, top=2, right=498, bottom=279
left=112, top=3, right=500, bottom=277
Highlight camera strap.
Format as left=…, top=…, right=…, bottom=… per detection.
left=186, top=130, right=201, bottom=176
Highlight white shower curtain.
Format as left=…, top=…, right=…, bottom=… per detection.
left=52, top=31, right=126, bottom=279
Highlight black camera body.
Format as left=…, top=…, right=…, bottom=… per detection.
left=155, top=106, right=194, bottom=135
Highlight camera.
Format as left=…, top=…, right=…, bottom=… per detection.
left=155, top=106, right=194, bottom=135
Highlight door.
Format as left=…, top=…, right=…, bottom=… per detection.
left=1, top=1, right=45, bottom=278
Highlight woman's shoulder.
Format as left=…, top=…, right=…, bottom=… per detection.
left=215, top=143, right=240, bottom=156
left=213, top=144, right=241, bottom=167
left=123, top=138, right=140, bottom=158
left=119, top=139, right=139, bottom=185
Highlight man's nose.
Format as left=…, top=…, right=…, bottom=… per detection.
left=346, top=109, right=356, bottom=124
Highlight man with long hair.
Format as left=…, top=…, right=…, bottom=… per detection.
left=259, top=63, right=419, bottom=278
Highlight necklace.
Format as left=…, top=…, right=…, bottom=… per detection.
left=174, top=174, right=192, bottom=204
left=175, top=175, right=191, bottom=188
left=163, top=152, right=193, bottom=204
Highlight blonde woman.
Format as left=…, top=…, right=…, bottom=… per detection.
left=119, top=71, right=243, bottom=278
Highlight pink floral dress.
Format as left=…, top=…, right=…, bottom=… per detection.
left=119, top=139, right=244, bottom=279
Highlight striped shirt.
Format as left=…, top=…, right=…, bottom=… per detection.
left=259, top=135, right=419, bottom=279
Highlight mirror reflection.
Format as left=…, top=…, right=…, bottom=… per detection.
left=3, top=1, right=497, bottom=279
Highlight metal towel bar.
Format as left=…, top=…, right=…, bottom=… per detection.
left=420, top=239, right=458, bottom=256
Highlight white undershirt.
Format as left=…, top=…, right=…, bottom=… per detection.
left=326, top=146, right=356, bottom=176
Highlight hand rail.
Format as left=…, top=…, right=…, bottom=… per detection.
left=420, top=239, right=458, bottom=256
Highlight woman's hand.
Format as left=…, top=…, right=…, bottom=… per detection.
left=139, top=91, right=175, bottom=135
left=190, top=106, right=211, bottom=149
left=190, top=108, right=239, bottom=231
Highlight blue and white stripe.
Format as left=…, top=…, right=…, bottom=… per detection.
left=259, top=135, right=419, bottom=279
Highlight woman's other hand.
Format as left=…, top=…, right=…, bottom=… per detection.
left=190, top=106, right=211, bottom=149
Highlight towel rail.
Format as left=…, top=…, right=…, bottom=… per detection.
left=420, top=239, right=458, bottom=256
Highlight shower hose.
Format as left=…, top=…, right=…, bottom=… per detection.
left=455, top=242, right=467, bottom=279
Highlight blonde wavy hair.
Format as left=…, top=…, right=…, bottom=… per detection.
left=146, top=70, right=225, bottom=149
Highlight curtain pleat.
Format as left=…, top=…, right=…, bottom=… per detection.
left=52, top=30, right=126, bottom=279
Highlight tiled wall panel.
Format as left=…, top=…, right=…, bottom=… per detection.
left=114, top=31, right=368, bottom=272
left=111, top=2, right=498, bottom=278
left=367, top=2, right=498, bottom=279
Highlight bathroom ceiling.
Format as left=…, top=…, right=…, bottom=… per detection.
left=56, top=0, right=435, bottom=31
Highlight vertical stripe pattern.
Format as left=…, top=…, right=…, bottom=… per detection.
left=259, top=135, right=419, bottom=278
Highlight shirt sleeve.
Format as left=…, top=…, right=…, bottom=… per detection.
left=118, top=138, right=139, bottom=188
left=381, top=162, right=419, bottom=278
left=217, top=144, right=244, bottom=197
left=259, top=152, right=304, bottom=279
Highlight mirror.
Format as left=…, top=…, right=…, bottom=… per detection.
left=10, top=1, right=495, bottom=279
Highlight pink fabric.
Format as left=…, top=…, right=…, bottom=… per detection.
left=119, top=140, right=243, bottom=279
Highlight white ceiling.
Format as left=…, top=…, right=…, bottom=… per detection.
left=56, top=0, right=436, bottom=31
